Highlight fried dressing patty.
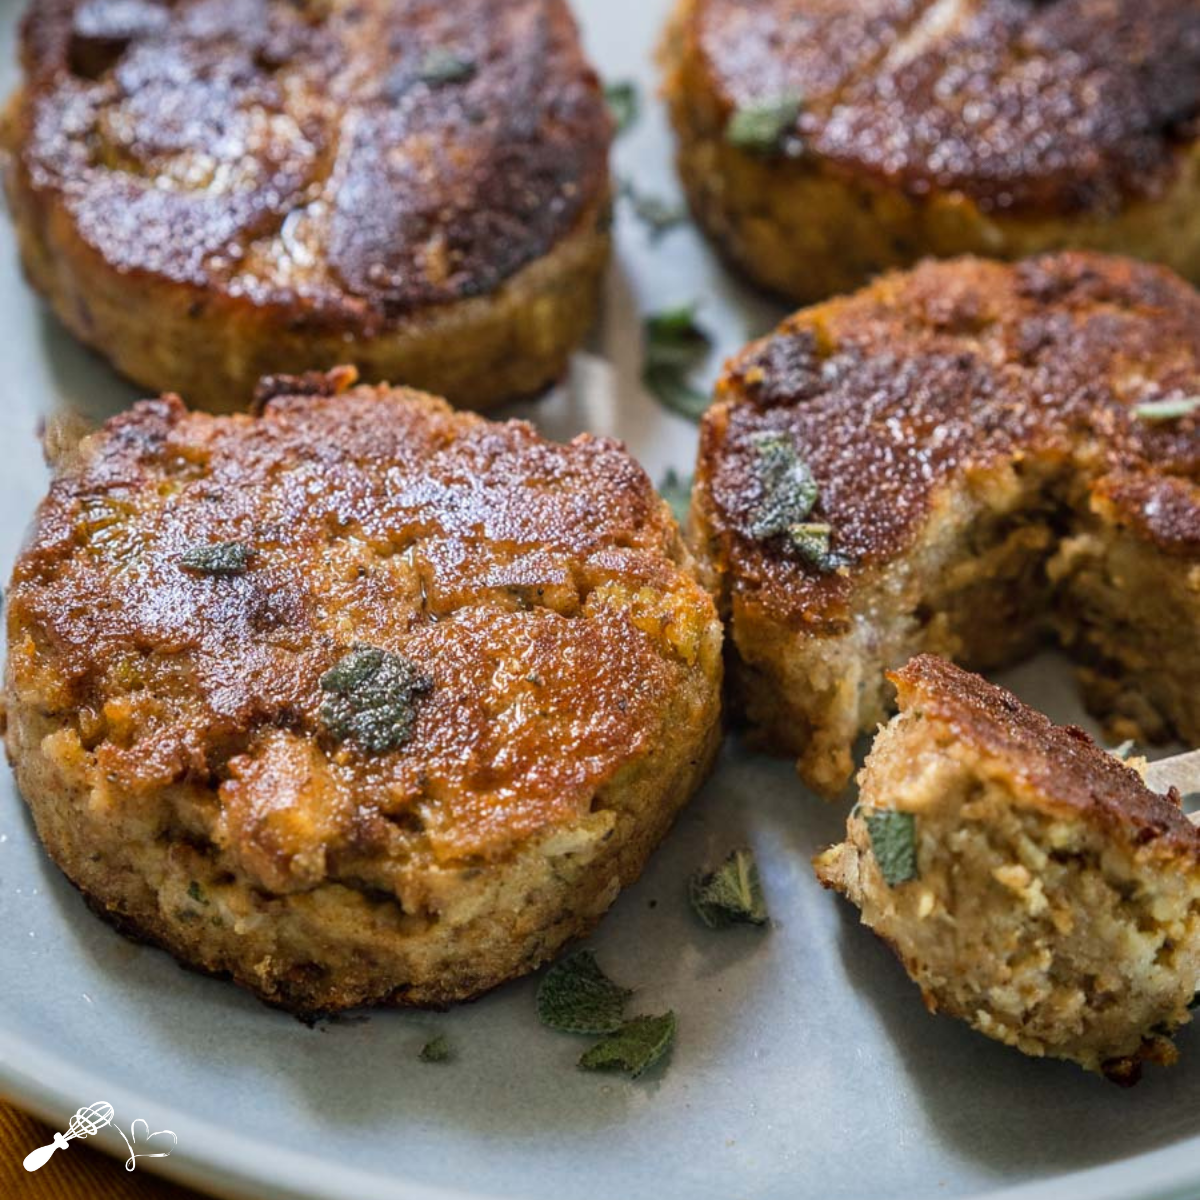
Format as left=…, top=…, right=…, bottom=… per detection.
left=815, top=656, right=1200, bottom=1083
left=3, top=369, right=723, bottom=1014
left=661, top=0, right=1200, bottom=302
left=693, top=253, right=1200, bottom=796
left=4, top=0, right=611, bottom=411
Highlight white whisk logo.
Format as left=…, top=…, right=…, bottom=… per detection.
left=22, top=1101, right=177, bottom=1173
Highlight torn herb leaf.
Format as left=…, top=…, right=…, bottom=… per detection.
left=787, top=521, right=849, bottom=573
left=417, top=48, right=476, bottom=86
left=748, top=432, right=819, bottom=539
left=187, top=881, right=209, bottom=905
left=419, top=1035, right=451, bottom=1063
left=319, top=645, right=433, bottom=754
left=643, top=305, right=714, bottom=421
left=864, top=810, right=918, bottom=887
left=605, top=81, right=639, bottom=136
left=659, top=469, right=694, bottom=525
left=537, top=950, right=632, bottom=1035
left=579, top=1012, right=676, bottom=1078
left=690, top=847, right=768, bottom=929
left=620, top=180, right=687, bottom=240
left=180, top=541, right=251, bottom=576
left=1133, top=396, right=1200, bottom=422
left=726, top=93, right=803, bottom=156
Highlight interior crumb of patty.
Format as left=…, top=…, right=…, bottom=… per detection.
left=818, top=707, right=1200, bottom=1079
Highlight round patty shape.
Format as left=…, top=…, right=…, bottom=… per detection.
left=5, top=0, right=612, bottom=411
left=4, top=369, right=723, bottom=1015
left=693, top=252, right=1200, bottom=797
left=661, top=0, right=1200, bottom=303
left=815, top=655, right=1200, bottom=1084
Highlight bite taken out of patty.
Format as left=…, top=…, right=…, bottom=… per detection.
left=3, top=0, right=612, bottom=412
left=661, top=0, right=1200, bottom=304
left=815, top=655, right=1200, bottom=1085
left=3, top=368, right=723, bottom=1016
left=692, top=251, right=1200, bottom=798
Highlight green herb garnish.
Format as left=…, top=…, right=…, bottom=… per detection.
left=179, top=541, right=251, bottom=576
left=787, top=521, right=849, bottom=572
left=659, top=469, right=694, bottom=525
left=187, top=881, right=209, bottom=905
left=417, top=48, right=476, bottom=86
left=726, top=93, right=803, bottom=156
left=620, top=180, right=686, bottom=240
left=537, top=950, right=632, bottom=1035
left=643, top=304, right=713, bottom=420
left=579, top=1012, right=676, bottom=1078
left=864, top=810, right=918, bottom=887
left=605, top=81, right=640, bottom=136
left=748, top=432, right=819, bottom=538
left=419, top=1035, right=451, bottom=1063
left=319, top=645, right=433, bottom=754
left=1133, top=396, right=1200, bottom=422
left=689, top=847, right=768, bottom=929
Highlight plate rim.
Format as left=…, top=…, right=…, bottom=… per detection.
left=5, top=1023, right=1200, bottom=1200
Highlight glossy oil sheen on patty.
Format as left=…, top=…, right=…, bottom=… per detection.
left=4, top=371, right=723, bottom=1011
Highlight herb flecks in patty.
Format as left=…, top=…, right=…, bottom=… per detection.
left=1134, top=396, right=1200, bottom=422
left=748, top=434, right=848, bottom=572
left=416, top=47, right=476, bottom=86
left=319, top=645, right=433, bottom=754
left=690, top=847, right=768, bottom=928
left=726, top=93, right=803, bottom=156
left=179, top=541, right=252, bottom=576
left=579, top=1013, right=676, bottom=1078
left=864, top=810, right=918, bottom=886
left=537, top=950, right=632, bottom=1035
left=643, top=304, right=713, bottom=420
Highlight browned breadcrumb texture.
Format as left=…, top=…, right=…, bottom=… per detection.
left=4, top=370, right=724, bottom=1014
left=694, top=252, right=1200, bottom=795
left=3, top=0, right=612, bottom=409
left=660, top=0, right=1200, bottom=302
left=815, top=655, right=1200, bottom=1083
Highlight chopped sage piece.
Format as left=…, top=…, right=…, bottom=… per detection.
left=864, top=810, right=918, bottom=887
left=579, top=1012, right=676, bottom=1078
left=659, top=469, right=694, bottom=525
left=187, top=881, right=208, bottom=905
left=787, top=521, right=849, bottom=573
left=689, top=847, right=768, bottom=929
left=319, top=645, right=433, bottom=754
left=726, top=93, right=803, bottom=155
left=1133, top=396, right=1200, bottom=422
left=537, top=950, right=632, bottom=1035
left=605, top=81, right=640, bottom=136
left=419, top=1035, right=451, bottom=1063
left=417, top=47, right=476, bottom=86
left=179, top=541, right=251, bottom=576
left=748, top=433, right=818, bottom=539
left=643, top=305, right=714, bottom=421
left=620, top=180, right=687, bottom=239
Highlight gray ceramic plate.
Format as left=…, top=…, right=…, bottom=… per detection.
left=2, top=2, right=1200, bottom=1198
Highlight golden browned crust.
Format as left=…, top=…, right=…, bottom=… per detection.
left=815, top=655, right=1200, bottom=1081
left=694, top=252, right=1200, bottom=793
left=4, top=0, right=612, bottom=410
left=661, top=0, right=1200, bottom=301
left=891, top=655, right=1199, bottom=855
left=4, top=370, right=724, bottom=1013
